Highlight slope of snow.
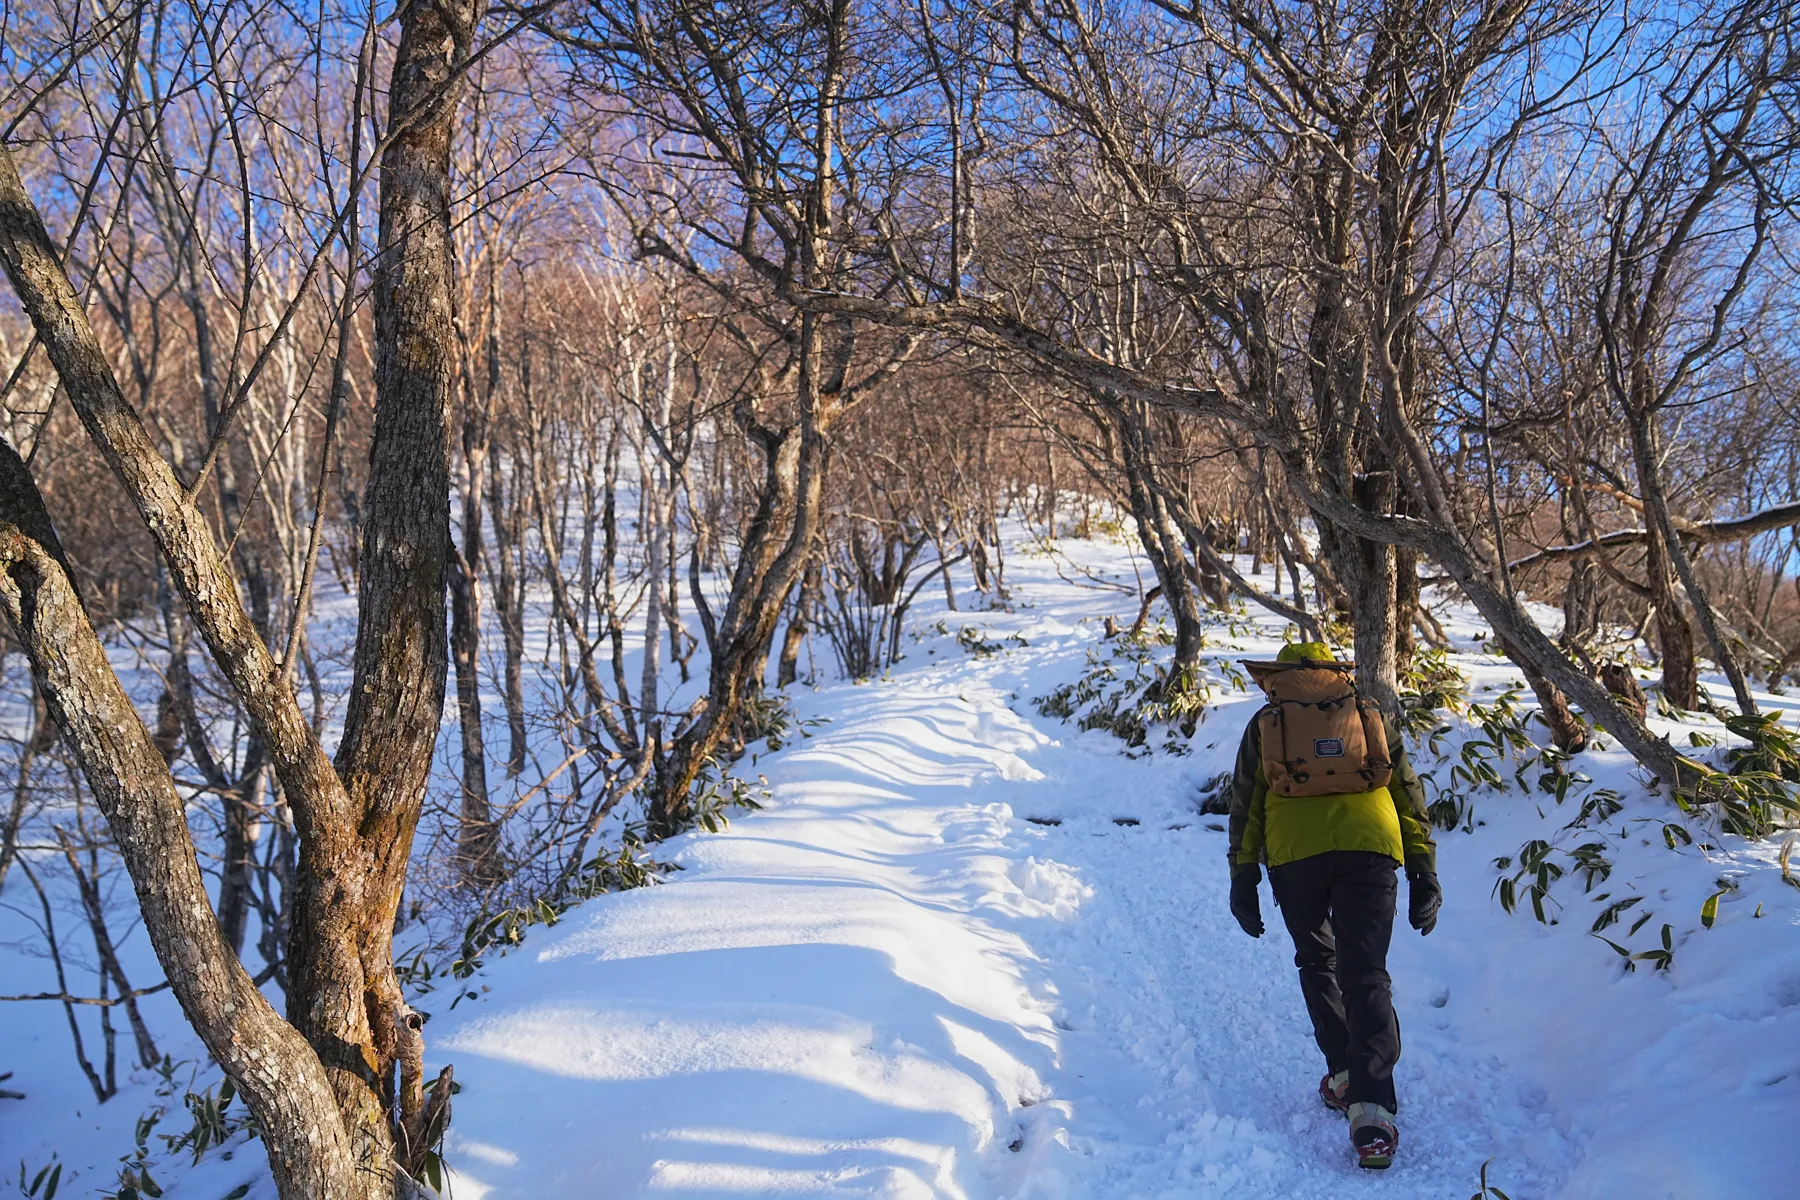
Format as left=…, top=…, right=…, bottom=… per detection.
left=5, top=529, right=1798, bottom=1198
left=437, top=675, right=1075, bottom=1198
left=432, top=535, right=1800, bottom=1198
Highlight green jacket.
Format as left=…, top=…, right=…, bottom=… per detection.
left=1227, top=716, right=1436, bottom=871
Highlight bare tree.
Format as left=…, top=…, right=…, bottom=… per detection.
left=0, top=0, right=486, bottom=1192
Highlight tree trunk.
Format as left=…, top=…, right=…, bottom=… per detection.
left=1497, top=635, right=1589, bottom=753
left=215, top=739, right=265, bottom=954
left=653, top=324, right=835, bottom=833
left=1394, top=543, right=1420, bottom=667
left=1279, top=460, right=1701, bottom=794
left=1321, top=473, right=1401, bottom=713
left=1628, top=404, right=1753, bottom=715
left=654, top=425, right=817, bottom=832
left=1, top=57, right=488, bottom=1174
left=638, top=439, right=668, bottom=743
left=293, top=3, right=480, bottom=1182
left=450, top=274, right=500, bottom=886
left=1560, top=556, right=1599, bottom=657
left=0, top=682, right=53, bottom=891
left=0, top=139, right=390, bottom=1194
left=486, top=449, right=528, bottom=777
left=0, top=445, right=360, bottom=1199
left=1647, top=538, right=1700, bottom=711
left=777, top=558, right=822, bottom=688
left=1342, top=541, right=1399, bottom=713
left=1109, top=397, right=1204, bottom=675
left=449, top=540, right=496, bottom=884
left=1628, top=409, right=1699, bottom=709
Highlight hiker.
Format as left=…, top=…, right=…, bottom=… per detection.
left=1226, top=641, right=1440, bottom=1170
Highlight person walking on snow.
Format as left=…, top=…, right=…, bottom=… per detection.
left=1226, top=641, right=1440, bottom=1170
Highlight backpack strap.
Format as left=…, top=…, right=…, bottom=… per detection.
left=1267, top=698, right=1316, bottom=785
left=1255, top=701, right=1305, bottom=787
left=1274, top=701, right=1298, bottom=783
left=1354, top=700, right=1393, bottom=787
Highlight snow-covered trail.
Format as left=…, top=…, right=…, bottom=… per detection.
left=438, top=673, right=1082, bottom=1197
left=431, top=537, right=1800, bottom=1199
left=436, top=643, right=1577, bottom=1198
left=4, top=536, right=1794, bottom=1198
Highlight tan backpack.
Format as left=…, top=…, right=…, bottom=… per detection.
left=1244, top=660, right=1393, bottom=797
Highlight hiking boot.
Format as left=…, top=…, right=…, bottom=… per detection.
left=1318, top=1070, right=1350, bottom=1113
left=1346, top=1102, right=1399, bottom=1170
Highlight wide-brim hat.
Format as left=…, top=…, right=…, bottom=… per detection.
left=1242, top=657, right=1355, bottom=692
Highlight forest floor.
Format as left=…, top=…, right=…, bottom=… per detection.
left=432, top=534, right=1800, bottom=1200
left=5, top=531, right=1799, bottom=1198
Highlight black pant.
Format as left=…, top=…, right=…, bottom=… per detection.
left=1269, top=850, right=1401, bottom=1111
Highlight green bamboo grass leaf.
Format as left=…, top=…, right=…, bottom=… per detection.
left=1700, top=889, right=1726, bottom=929
left=1594, top=934, right=1635, bottom=972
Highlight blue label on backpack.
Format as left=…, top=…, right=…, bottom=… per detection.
left=1314, top=737, right=1345, bottom=757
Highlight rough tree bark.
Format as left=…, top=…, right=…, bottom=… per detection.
left=0, top=0, right=480, bottom=1185
left=1642, top=509, right=1701, bottom=710
left=1319, top=473, right=1402, bottom=714
left=1627, top=402, right=1752, bottom=715
left=450, top=262, right=501, bottom=885
left=1394, top=541, right=1421, bottom=666
left=298, top=0, right=481, bottom=1178
left=0, top=441, right=359, bottom=1198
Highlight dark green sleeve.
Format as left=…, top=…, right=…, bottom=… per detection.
left=1387, top=723, right=1436, bottom=870
left=1228, top=717, right=1268, bottom=868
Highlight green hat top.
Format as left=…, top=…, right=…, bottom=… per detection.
left=1276, top=641, right=1337, bottom=664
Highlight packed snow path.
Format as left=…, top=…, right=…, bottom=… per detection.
left=4, top=542, right=1795, bottom=1197
left=438, top=674, right=1573, bottom=1198
left=435, top=682, right=1507, bottom=1192
left=436, top=549, right=1799, bottom=1199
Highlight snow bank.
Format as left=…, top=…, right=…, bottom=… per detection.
left=435, top=682, right=1080, bottom=1198
left=6, top=530, right=1797, bottom=1198
left=436, top=534, right=1800, bottom=1197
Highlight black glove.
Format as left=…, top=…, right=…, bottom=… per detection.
left=1406, top=859, right=1441, bottom=936
left=1230, top=862, right=1264, bottom=938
